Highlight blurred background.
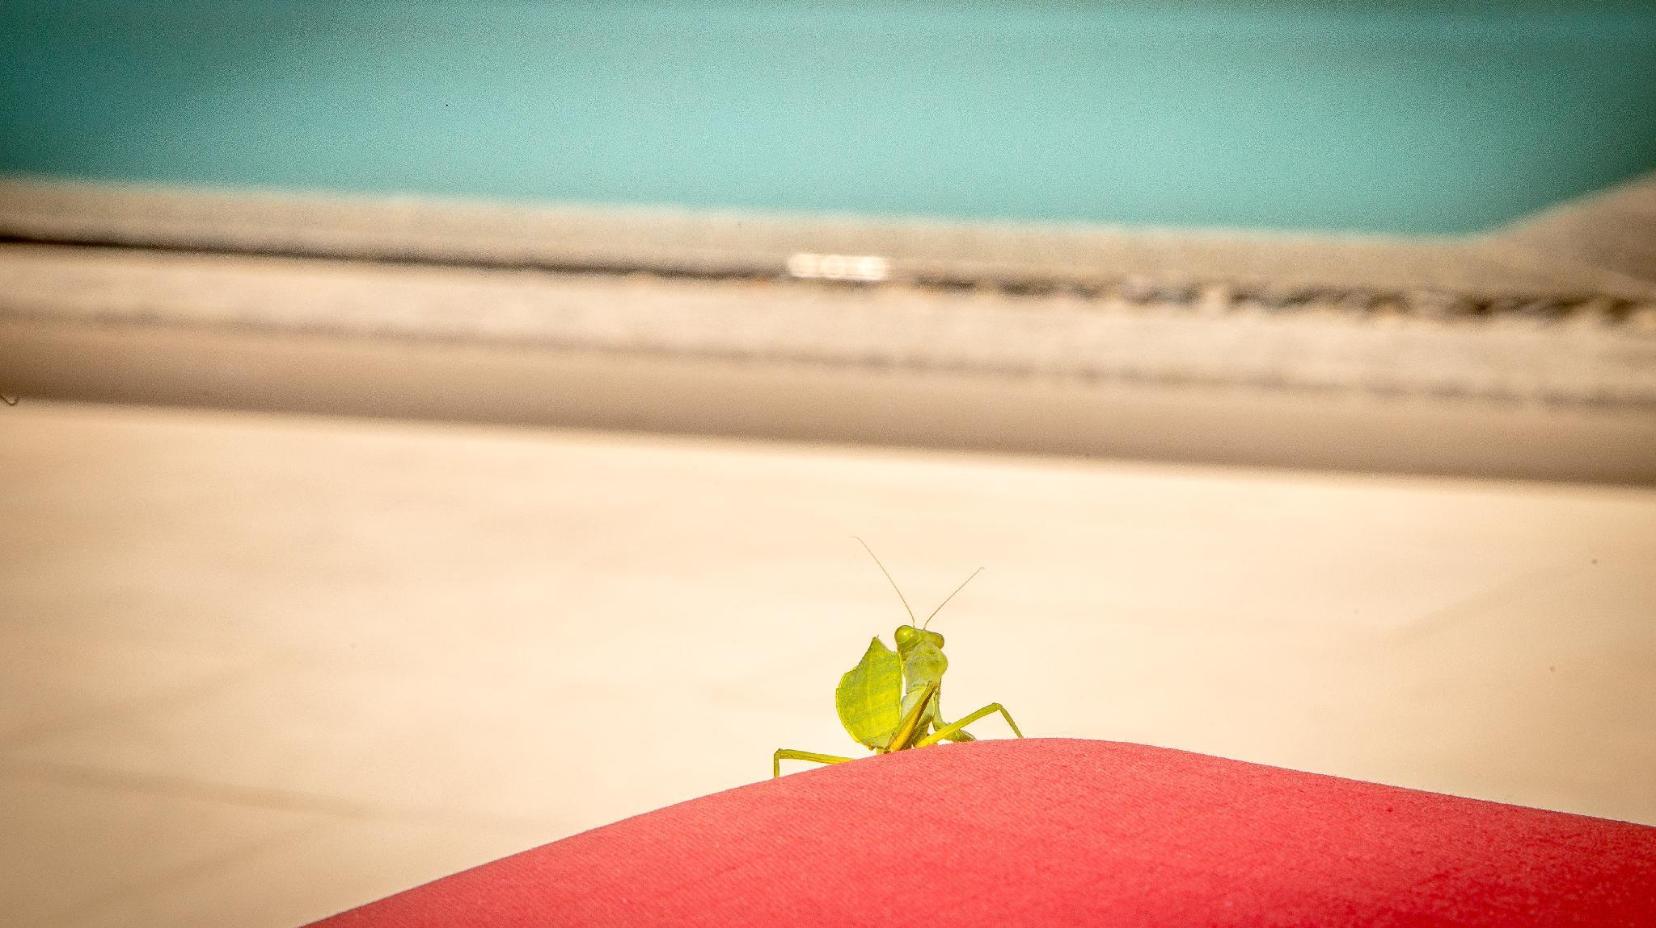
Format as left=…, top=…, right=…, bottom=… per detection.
left=2, top=3, right=1655, bottom=926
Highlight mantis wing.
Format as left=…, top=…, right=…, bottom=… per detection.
left=835, top=636, right=902, bottom=749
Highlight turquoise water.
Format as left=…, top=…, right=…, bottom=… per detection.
left=3, top=2, right=1654, bottom=233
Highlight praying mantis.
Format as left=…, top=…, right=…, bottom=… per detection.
left=772, top=541, right=1024, bottom=777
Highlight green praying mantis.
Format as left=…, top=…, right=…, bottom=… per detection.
left=772, top=541, right=1024, bottom=777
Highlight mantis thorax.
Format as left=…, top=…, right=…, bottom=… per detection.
left=894, top=624, right=947, bottom=684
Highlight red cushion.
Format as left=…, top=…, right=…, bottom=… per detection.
left=309, top=739, right=1656, bottom=926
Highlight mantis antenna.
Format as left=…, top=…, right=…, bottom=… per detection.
left=854, top=536, right=915, bottom=624
left=922, top=567, right=984, bottom=629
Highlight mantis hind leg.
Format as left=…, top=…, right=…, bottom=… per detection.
left=773, top=748, right=854, bottom=778
left=915, top=703, right=1022, bottom=748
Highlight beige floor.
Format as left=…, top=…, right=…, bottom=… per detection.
left=2, top=400, right=1654, bottom=927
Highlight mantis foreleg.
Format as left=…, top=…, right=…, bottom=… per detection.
left=914, top=702, right=1022, bottom=748
left=885, top=681, right=940, bottom=753
left=773, top=748, right=854, bottom=778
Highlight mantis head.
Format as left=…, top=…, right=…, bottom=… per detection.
left=894, top=624, right=945, bottom=655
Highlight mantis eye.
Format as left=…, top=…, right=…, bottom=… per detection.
left=894, top=625, right=919, bottom=647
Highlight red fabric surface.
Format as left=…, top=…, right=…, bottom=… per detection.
left=310, top=739, right=1656, bottom=927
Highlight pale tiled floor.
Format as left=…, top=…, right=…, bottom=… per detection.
left=3, top=400, right=1654, bottom=926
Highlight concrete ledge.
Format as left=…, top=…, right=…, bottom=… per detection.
left=4, top=179, right=1654, bottom=484
left=6, top=310, right=1655, bottom=485
left=5, top=175, right=1655, bottom=301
